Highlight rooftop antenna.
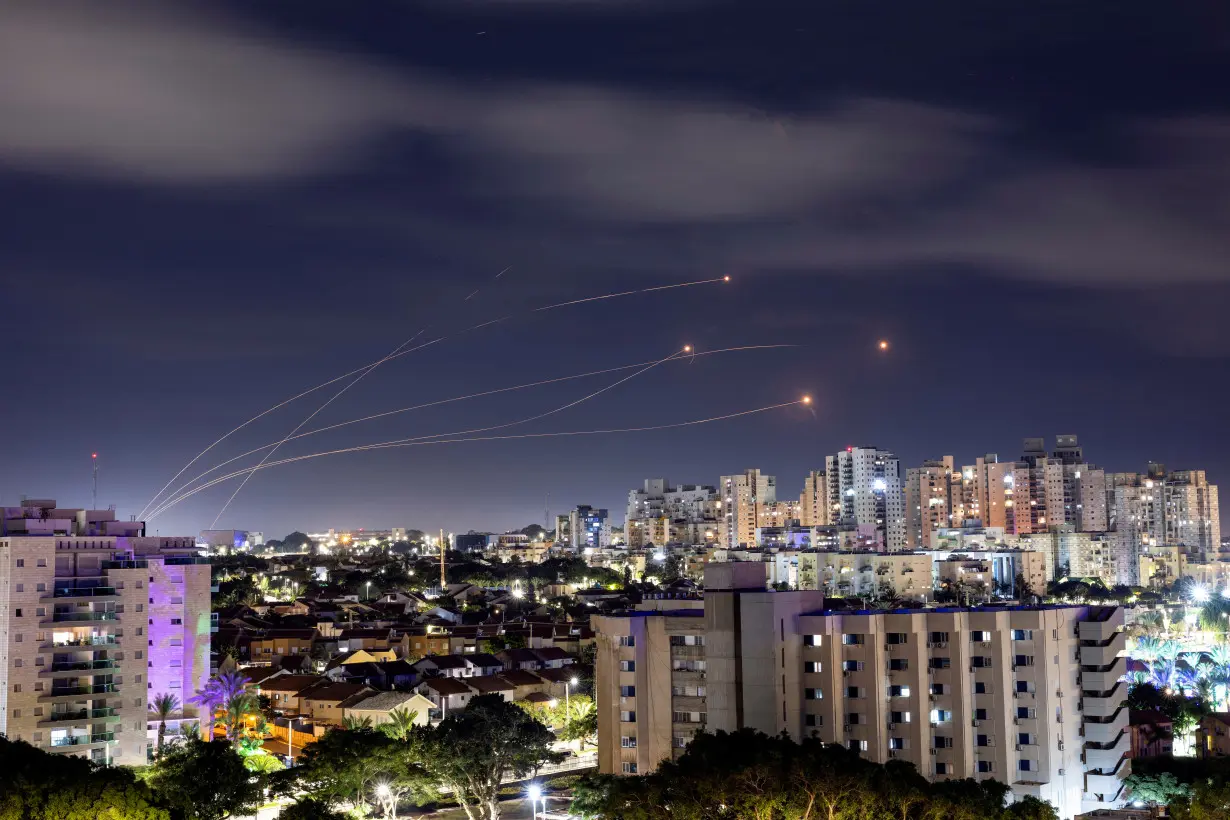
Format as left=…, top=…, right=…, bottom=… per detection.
left=91, top=453, right=98, bottom=510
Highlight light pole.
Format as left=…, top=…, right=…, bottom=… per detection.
left=366, top=580, right=372, bottom=601
left=565, top=675, right=578, bottom=721
left=527, top=784, right=542, bottom=820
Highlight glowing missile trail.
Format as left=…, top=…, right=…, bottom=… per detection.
left=151, top=344, right=796, bottom=507
left=140, top=275, right=730, bottom=518
left=145, top=397, right=806, bottom=520
left=154, top=343, right=690, bottom=521
left=207, top=325, right=431, bottom=528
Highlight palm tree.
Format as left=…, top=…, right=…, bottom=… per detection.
left=377, top=707, right=419, bottom=741
left=152, top=692, right=180, bottom=758
left=342, top=714, right=374, bottom=731
left=191, top=671, right=258, bottom=746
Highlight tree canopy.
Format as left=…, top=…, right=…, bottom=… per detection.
left=0, top=737, right=167, bottom=820
left=571, top=729, right=1056, bottom=820
left=144, top=736, right=263, bottom=820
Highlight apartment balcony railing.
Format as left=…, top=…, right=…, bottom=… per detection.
left=49, top=659, right=118, bottom=673
left=50, top=636, right=117, bottom=648
left=51, top=586, right=118, bottom=598
left=45, top=684, right=119, bottom=698
left=42, top=708, right=120, bottom=723
left=102, top=560, right=149, bottom=570
left=49, top=732, right=116, bottom=748
left=49, top=611, right=118, bottom=623
left=164, top=556, right=211, bottom=565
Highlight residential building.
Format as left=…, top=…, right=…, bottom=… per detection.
left=795, top=551, right=933, bottom=600
left=197, top=529, right=260, bottom=552
left=905, top=458, right=957, bottom=550
left=1196, top=713, right=1230, bottom=759
left=720, top=469, right=776, bottom=549
left=569, top=506, right=611, bottom=551
left=799, top=471, right=831, bottom=527
left=1009, top=437, right=1107, bottom=537
left=593, top=562, right=1130, bottom=818
left=0, top=499, right=210, bottom=766
left=825, top=447, right=906, bottom=551
left=342, top=691, right=434, bottom=729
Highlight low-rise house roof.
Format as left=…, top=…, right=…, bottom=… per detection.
left=422, top=677, right=472, bottom=696
left=466, top=675, right=514, bottom=695
left=258, top=675, right=327, bottom=694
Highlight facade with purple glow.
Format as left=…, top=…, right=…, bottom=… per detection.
left=0, top=499, right=210, bottom=766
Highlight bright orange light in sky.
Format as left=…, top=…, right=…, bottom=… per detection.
left=878, top=340, right=890, bottom=351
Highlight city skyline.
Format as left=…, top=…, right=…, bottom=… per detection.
left=3, top=0, right=1229, bottom=540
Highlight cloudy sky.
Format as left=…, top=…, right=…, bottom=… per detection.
left=2, top=0, right=1227, bottom=536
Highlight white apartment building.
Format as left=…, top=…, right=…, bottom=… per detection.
left=720, top=469, right=776, bottom=549
left=626, top=480, right=718, bottom=548
left=593, top=563, right=1129, bottom=819
left=825, top=447, right=906, bottom=551
left=906, top=458, right=957, bottom=550
left=1, top=500, right=211, bottom=766
left=1010, top=437, right=1107, bottom=536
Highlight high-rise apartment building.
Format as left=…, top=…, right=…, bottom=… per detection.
left=905, top=457, right=956, bottom=550
left=0, top=500, right=211, bottom=766
left=569, top=505, right=611, bottom=551
left=1106, top=464, right=1221, bottom=580
left=1010, top=437, right=1107, bottom=536
left=825, top=447, right=906, bottom=551
left=720, top=469, right=776, bottom=549
left=798, top=470, right=831, bottom=527
left=625, top=480, right=718, bottom=547
left=593, top=563, right=1129, bottom=819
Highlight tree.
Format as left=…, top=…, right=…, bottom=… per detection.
left=1125, top=772, right=1191, bottom=807
left=276, top=800, right=348, bottom=820
left=152, top=692, right=181, bottom=758
left=412, top=694, right=566, bottom=820
left=342, top=714, right=374, bottom=731
left=377, top=706, right=420, bottom=741
left=0, top=736, right=168, bottom=820
left=1170, top=777, right=1230, bottom=820
left=277, top=726, right=413, bottom=814
left=192, top=671, right=261, bottom=748
left=1004, top=795, right=1060, bottom=820
left=560, top=699, right=598, bottom=749
left=244, top=753, right=287, bottom=774
left=145, top=736, right=262, bottom=820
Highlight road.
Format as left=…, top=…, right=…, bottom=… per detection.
left=426, top=794, right=573, bottom=819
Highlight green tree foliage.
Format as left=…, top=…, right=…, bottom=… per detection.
left=276, top=725, right=416, bottom=814
left=411, top=694, right=565, bottom=820
left=152, top=691, right=181, bottom=758
left=1124, top=772, right=1192, bottom=807
left=1170, top=776, right=1230, bottom=820
left=570, top=730, right=1054, bottom=820
left=276, top=799, right=349, bottom=820
left=0, top=737, right=168, bottom=820
left=376, top=707, right=420, bottom=741
left=144, top=736, right=262, bottom=820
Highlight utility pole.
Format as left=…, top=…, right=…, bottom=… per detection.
left=439, top=528, right=447, bottom=591
left=91, top=452, right=98, bottom=510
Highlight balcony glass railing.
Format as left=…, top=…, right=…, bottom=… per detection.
left=51, top=660, right=117, bottom=672
left=49, top=732, right=115, bottom=747
left=52, top=636, right=117, bottom=647
left=101, top=560, right=148, bottom=570
left=51, top=612, right=118, bottom=622
left=47, top=708, right=119, bottom=722
left=53, top=587, right=117, bottom=597
left=164, top=556, right=211, bottom=565
left=49, top=684, right=118, bottom=696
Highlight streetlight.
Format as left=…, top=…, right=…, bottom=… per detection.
left=527, top=784, right=543, bottom=820
left=366, top=580, right=371, bottom=601
left=565, top=675, right=579, bottom=720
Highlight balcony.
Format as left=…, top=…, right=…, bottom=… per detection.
left=1084, top=731, right=1131, bottom=772
left=42, top=684, right=119, bottom=700
left=1083, top=709, right=1129, bottom=745
left=102, top=560, right=149, bottom=570
left=48, top=732, right=117, bottom=750
left=1080, top=661, right=1125, bottom=694
left=48, top=611, right=118, bottom=624
left=1079, top=631, right=1127, bottom=667
left=40, top=708, right=121, bottom=725
left=45, top=659, right=118, bottom=674
left=48, top=586, right=118, bottom=600
left=48, top=636, right=117, bottom=648
left=164, top=556, right=211, bottom=565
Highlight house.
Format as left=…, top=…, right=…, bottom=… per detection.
left=299, top=682, right=376, bottom=725
left=376, top=660, right=417, bottom=689
left=242, top=666, right=290, bottom=688
left=417, top=676, right=474, bottom=715
left=1197, top=712, right=1230, bottom=758
left=411, top=654, right=470, bottom=679
left=258, top=675, right=329, bottom=713
left=497, top=648, right=542, bottom=671
left=337, top=628, right=395, bottom=652
left=343, top=691, right=435, bottom=729
left=536, top=667, right=580, bottom=687
left=249, top=628, right=317, bottom=663
left=402, top=631, right=452, bottom=661
left=464, top=675, right=515, bottom=702
left=463, top=653, right=505, bottom=677
left=425, top=606, right=463, bottom=625
left=531, top=647, right=575, bottom=669
left=496, top=669, right=551, bottom=701
left=1129, top=709, right=1173, bottom=758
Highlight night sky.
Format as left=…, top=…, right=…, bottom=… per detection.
left=2, top=0, right=1228, bottom=538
